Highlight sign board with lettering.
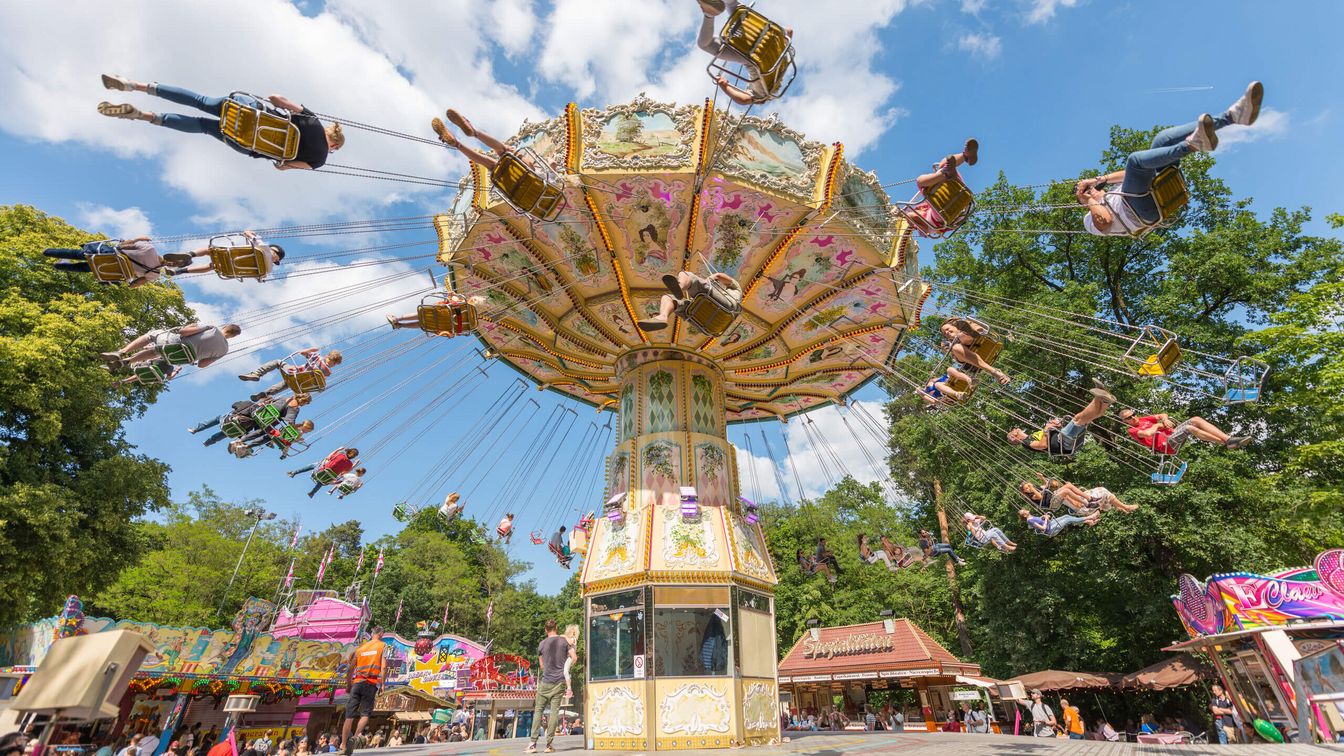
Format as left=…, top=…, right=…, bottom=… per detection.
left=801, top=632, right=894, bottom=660
left=879, top=668, right=940, bottom=679
left=950, top=689, right=981, bottom=701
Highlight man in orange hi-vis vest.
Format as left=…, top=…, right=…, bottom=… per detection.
left=339, top=626, right=386, bottom=755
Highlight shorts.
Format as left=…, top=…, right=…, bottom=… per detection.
left=346, top=680, right=378, bottom=718
left=1164, top=421, right=1192, bottom=453
left=152, top=330, right=181, bottom=349
left=1086, top=487, right=1112, bottom=507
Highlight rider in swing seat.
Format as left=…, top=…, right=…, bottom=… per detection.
left=962, top=512, right=1016, bottom=552
left=439, top=493, right=465, bottom=520
left=549, top=526, right=573, bottom=568
left=1019, top=508, right=1099, bottom=537
left=330, top=468, right=368, bottom=500
left=288, top=447, right=361, bottom=497
left=164, top=230, right=286, bottom=277
left=118, top=359, right=182, bottom=386
left=1005, top=381, right=1115, bottom=457
left=1076, top=81, right=1262, bottom=237
left=637, top=270, right=742, bottom=332
left=97, top=75, right=344, bottom=170
left=242, top=347, right=343, bottom=400
left=233, top=419, right=315, bottom=456
left=1117, top=408, right=1250, bottom=452
left=939, top=318, right=1009, bottom=386
left=696, top=0, right=794, bottom=106
left=892, top=139, right=979, bottom=236
left=101, top=323, right=241, bottom=370
left=497, top=514, right=515, bottom=544
left=43, top=237, right=169, bottom=287
left=921, top=365, right=975, bottom=406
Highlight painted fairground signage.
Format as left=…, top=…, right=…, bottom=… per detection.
left=802, top=632, right=894, bottom=660
left=382, top=628, right=487, bottom=698
left=1172, top=548, right=1344, bottom=638
left=468, top=653, right=535, bottom=691
left=0, top=596, right=353, bottom=696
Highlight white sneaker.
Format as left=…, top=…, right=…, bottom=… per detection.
left=1186, top=113, right=1218, bottom=153
left=1226, top=80, right=1263, bottom=126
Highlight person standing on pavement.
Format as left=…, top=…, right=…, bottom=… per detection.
left=526, top=619, right=575, bottom=753
left=1210, top=684, right=1238, bottom=743
left=1028, top=689, right=1057, bottom=737
left=1060, top=698, right=1085, bottom=739
left=964, top=702, right=989, bottom=733
left=340, top=626, right=387, bottom=755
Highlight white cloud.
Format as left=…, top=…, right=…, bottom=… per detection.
left=1024, top=0, right=1080, bottom=24
left=1217, top=107, right=1290, bottom=147
left=76, top=204, right=154, bottom=239
left=733, top=446, right=784, bottom=503
left=961, top=0, right=989, bottom=13
left=957, top=32, right=1002, bottom=61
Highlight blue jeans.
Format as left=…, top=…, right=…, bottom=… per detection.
left=1121, top=113, right=1234, bottom=221
left=1216, top=725, right=1229, bottom=744
left=1046, top=515, right=1088, bottom=536
left=150, top=85, right=263, bottom=148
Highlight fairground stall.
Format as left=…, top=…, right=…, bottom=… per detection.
left=776, top=619, right=992, bottom=731
left=1168, top=547, right=1344, bottom=742
left=459, top=653, right=539, bottom=740
left=0, top=595, right=356, bottom=752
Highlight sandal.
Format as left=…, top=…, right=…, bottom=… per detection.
left=100, top=74, right=134, bottom=91
left=430, top=118, right=460, bottom=149
left=445, top=109, right=476, bottom=138
left=97, top=102, right=143, bottom=120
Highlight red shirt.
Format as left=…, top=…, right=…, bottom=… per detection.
left=1127, top=415, right=1175, bottom=455
left=322, top=452, right=354, bottom=475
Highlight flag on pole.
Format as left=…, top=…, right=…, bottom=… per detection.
left=486, top=601, right=494, bottom=622
left=374, top=548, right=385, bottom=578
left=316, top=544, right=334, bottom=586
left=394, top=598, right=403, bottom=626
left=442, top=601, right=450, bottom=628
left=355, top=546, right=366, bottom=574
left=289, top=524, right=302, bottom=549
left=283, top=557, right=296, bottom=589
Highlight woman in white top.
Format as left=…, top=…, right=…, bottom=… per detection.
left=1077, top=81, right=1262, bottom=236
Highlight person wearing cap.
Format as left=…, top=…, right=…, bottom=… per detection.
left=1028, top=689, right=1057, bottom=737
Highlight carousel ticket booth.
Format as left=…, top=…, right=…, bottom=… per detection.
left=776, top=619, right=990, bottom=731
left=1169, top=548, right=1344, bottom=742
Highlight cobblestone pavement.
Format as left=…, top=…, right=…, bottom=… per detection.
left=360, top=730, right=1340, bottom=756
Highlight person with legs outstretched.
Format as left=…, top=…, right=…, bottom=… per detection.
left=44, top=237, right=169, bottom=287
left=240, top=347, right=342, bottom=401
left=637, top=270, right=742, bottom=331
left=1118, top=408, right=1250, bottom=453
left=893, top=140, right=979, bottom=234
left=695, top=0, right=793, bottom=106
left=1077, top=82, right=1263, bottom=236
left=97, top=75, right=343, bottom=170
left=101, top=323, right=241, bottom=371
left=1006, top=382, right=1116, bottom=457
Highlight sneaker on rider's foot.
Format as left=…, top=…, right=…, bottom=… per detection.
left=1089, top=387, right=1116, bottom=403
left=1226, top=80, right=1263, bottom=126
left=637, top=319, right=668, bottom=332
left=661, top=273, right=684, bottom=298
left=697, top=0, right=727, bottom=15
left=1186, top=113, right=1218, bottom=153
left=97, top=102, right=144, bottom=120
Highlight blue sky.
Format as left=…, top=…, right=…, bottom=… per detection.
left=2, top=0, right=1341, bottom=598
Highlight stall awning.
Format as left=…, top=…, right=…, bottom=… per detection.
left=1120, top=654, right=1213, bottom=691
left=1007, top=670, right=1121, bottom=691
left=777, top=619, right=981, bottom=681
left=954, top=675, right=1000, bottom=689
left=393, top=711, right=431, bottom=721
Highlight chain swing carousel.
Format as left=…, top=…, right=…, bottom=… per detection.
left=433, top=92, right=926, bottom=750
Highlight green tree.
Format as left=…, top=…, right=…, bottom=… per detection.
left=873, top=128, right=1343, bottom=678
left=614, top=116, right=644, bottom=145
left=0, top=205, right=191, bottom=625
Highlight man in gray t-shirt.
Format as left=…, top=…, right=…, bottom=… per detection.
left=527, top=619, right=575, bottom=753
left=101, top=322, right=241, bottom=371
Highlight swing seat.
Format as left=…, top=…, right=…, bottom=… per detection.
left=969, top=333, right=1003, bottom=366
left=207, top=238, right=275, bottom=282
left=739, top=496, right=760, bottom=525
left=896, top=176, right=975, bottom=239
left=336, top=481, right=361, bottom=496
left=417, top=294, right=478, bottom=336
left=311, top=466, right=341, bottom=485
left=529, top=530, right=544, bottom=545
left=497, top=523, right=513, bottom=539
left=963, top=532, right=985, bottom=550
left=133, top=363, right=168, bottom=385
left=220, top=416, right=251, bottom=438
left=393, top=502, right=417, bottom=522
left=252, top=402, right=282, bottom=426
left=156, top=340, right=198, bottom=366
left=86, top=243, right=136, bottom=284
left=548, top=542, right=572, bottom=568
left=706, top=6, right=797, bottom=103
left=1222, top=357, right=1269, bottom=404
left=1123, top=325, right=1180, bottom=377
left=269, top=424, right=309, bottom=455
left=220, top=95, right=300, bottom=162
left=490, top=150, right=567, bottom=222
left=940, top=374, right=974, bottom=402
left=682, top=280, right=741, bottom=337
left=1115, top=166, right=1188, bottom=238
left=1151, top=459, right=1188, bottom=486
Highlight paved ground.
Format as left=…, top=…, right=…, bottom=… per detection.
left=359, top=731, right=1340, bottom=755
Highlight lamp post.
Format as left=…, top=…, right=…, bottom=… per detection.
left=217, top=507, right=276, bottom=620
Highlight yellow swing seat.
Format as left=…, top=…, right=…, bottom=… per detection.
left=681, top=279, right=741, bottom=337
left=416, top=293, right=478, bottom=336
left=1123, top=325, right=1181, bottom=377
left=490, top=150, right=567, bottom=222
left=896, top=175, right=976, bottom=239
left=85, top=241, right=137, bottom=283
left=281, top=352, right=329, bottom=395
left=707, top=6, right=798, bottom=103
left=206, top=235, right=275, bottom=282
left=1113, top=166, right=1189, bottom=238
left=220, top=93, right=300, bottom=162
